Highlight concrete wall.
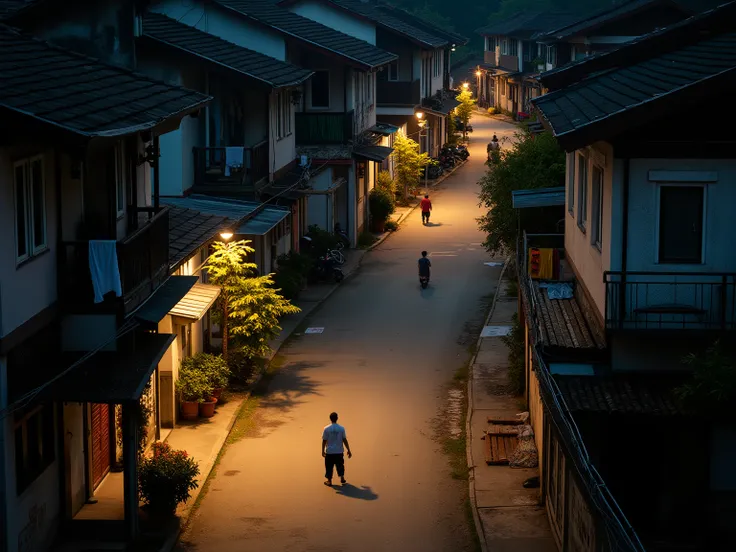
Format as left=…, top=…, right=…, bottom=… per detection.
left=152, top=0, right=286, bottom=60
left=270, top=90, right=296, bottom=177
left=63, top=403, right=87, bottom=515
left=565, top=142, right=614, bottom=319
left=289, top=0, right=375, bottom=44
left=0, top=147, right=58, bottom=338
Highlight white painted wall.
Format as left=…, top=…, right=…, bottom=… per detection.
left=288, top=0, right=376, bottom=44
left=269, top=90, right=297, bottom=177
left=151, top=0, right=286, bottom=60
left=0, top=148, right=58, bottom=338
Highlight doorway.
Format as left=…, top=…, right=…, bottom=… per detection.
left=90, top=403, right=112, bottom=489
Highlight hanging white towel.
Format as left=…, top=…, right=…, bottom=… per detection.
left=224, top=147, right=244, bottom=177
left=89, top=240, right=123, bottom=303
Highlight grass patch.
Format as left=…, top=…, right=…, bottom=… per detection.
left=357, top=231, right=378, bottom=249
left=444, top=434, right=468, bottom=481
left=465, top=496, right=483, bottom=552
left=226, top=395, right=261, bottom=445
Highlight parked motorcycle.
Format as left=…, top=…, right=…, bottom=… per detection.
left=456, top=144, right=470, bottom=160
left=312, top=254, right=344, bottom=283
left=421, top=159, right=444, bottom=180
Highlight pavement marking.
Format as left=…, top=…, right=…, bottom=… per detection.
left=484, top=262, right=504, bottom=267
left=480, top=325, right=512, bottom=337
left=431, top=254, right=458, bottom=257
left=304, top=327, right=324, bottom=334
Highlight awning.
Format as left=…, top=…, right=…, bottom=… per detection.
left=352, top=145, right=393, bottom=162
left=367, top=123, right=400, bottom=135
left=134, top=276, right=198, bottom=327
left=169, top=283, right=221, bottom=324
left=237, top=206, right=290, bottom=236
left=512, top=187, right=565, bottom=208
left=37, top=332, right=176, bottom=403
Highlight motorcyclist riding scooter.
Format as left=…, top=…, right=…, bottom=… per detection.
left=418, top=251, right=431, bottom=288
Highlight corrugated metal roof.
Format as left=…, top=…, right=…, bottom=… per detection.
left=512, top=187, right=565, bottom=208
left=169, top=283, right=221, bottom=322
left=238, top=205, right=289, bottom=235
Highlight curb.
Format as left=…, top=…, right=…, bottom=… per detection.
left=368, top=158, right=469, bottom=252
left=465, top=256, right=511, bottom=552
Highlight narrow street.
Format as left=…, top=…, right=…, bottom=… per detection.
left=179, top=114, right=517, bottom=552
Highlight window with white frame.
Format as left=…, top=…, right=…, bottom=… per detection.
left=591, top=165, right=603, bottom=250
left=509, top=39, right=518, bottom=57
left=114, top=142, right=125, bottom=218
left=546, top=45, right=556, bottom=66
left=388, top=61, right=398, bottom=81
left=576, top=153, right=588, bottom=231
left=658, top=185, right=705, bottom=264
left=14, top=155, right=46, bottom=263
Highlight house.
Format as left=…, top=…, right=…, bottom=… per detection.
left=281, top=0, right=468, bottom=157
left=520, top=3, right=736, bottom=549
left=476, top=11, right=578, bottom=116
left=0, top=12, right=212, bottom=552
left=150, top=0, right=397, bottom=241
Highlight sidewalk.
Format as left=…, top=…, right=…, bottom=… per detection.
left=468, top=266, right=555, bottom=552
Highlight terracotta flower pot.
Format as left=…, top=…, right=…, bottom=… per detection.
left=212, top=388, right=224, bottom=403
left=180, top=400, right=199, bottom=421
left=199, top=399, right=217, bottom=418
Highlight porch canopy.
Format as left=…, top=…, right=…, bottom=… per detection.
left=37, top=332, right=175, bottom=403
left=237, top=206, right=290, bottom=235
left=352, top=145, right=393, bottom=162
left=367, top=123, right=400, bottom=136
left=134, top=275, right=198, bottom=328
left=169, top=283, right=221, bottom=325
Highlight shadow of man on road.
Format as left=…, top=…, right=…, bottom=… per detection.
left=424, top=222, right=444, bottom=227
left=332, top=484, right=379, bottom=501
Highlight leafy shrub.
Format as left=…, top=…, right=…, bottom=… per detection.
left=384, top=220, right=399, bottom=232
left=273, top=251, right=313, bottom=299
left=181, top=353, right=230, bottom=390
left=675, top=340, right=736, bottom=420
left=177, top=363, right=213, bottom=403
left=306, top=224, right=340, bottom=256
left=139, top=442, right=200, bottom=514
left=227, top=347, right=259, bottom=384
left=369, top=186, right=395, bottom=223
left=377, top=170, right=396, bottom=193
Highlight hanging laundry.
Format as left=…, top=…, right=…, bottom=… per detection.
left=528, top=247, right=554, bottom=279
left=88, top=240, right=122, bottom=303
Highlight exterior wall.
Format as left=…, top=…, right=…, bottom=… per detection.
left=351, top=70, right=377, bottom=133
left=63, top=402, right=87, bottom=514
left=296, top=51, right=347, bottom=112
left=564, top=142, right=614, bottom=320
left=269, top=90, right=297, bottom=177
left=289, top=0, right=375, bottom=44
left=625, top=158, right=736, bottom=273
left=0, top=147, right=58, bottom=338
left=152, top=0, right=286, bottom=60
left=430, top=49, right=444, bottom=96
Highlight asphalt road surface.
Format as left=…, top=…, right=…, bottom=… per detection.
left=179, top=114, right=516, bottom=552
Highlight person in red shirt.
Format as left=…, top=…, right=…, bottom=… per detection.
left=420, top=195, right=432, bottom=225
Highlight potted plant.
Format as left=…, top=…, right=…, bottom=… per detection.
left=139, top=442, right=200, bottom=517
left=185, top=353, right=231, bottom=403
left=369, top=186, right=395, bottom=233
left=177, top=364, right=212, bottom=420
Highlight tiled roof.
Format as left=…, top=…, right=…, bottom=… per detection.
left=0, top=0, right=36, bottom=19
left=329, top=0, right=447, bottom=47
left=535, top=0, right=691, bottom=41
left=142, top=13, right=313, bottom=88
left=377, top=3, right=468, bottom=45
left=476, top=11, right=578, bottom=38
left=214, top=0, right=396, bottom=69
left=0, top=24, right=211, bottom=137
left=532, top=31, right=736, bottom=145
left=167, top=206, right=231, bottom=269
left=555, top=375, right=686, bottom=416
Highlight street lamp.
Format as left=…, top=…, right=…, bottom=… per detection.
left=415, top=111, right=424, bottom=120
left=219, top=231, right=234, bottom=241
left=462, top=82, right=469, bottom=90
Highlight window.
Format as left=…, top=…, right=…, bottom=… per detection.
left=576, top=153, right=588, bottom=230
left=364, top=72, right=373, bottom=106
left=658, top=185, right=704, bottom=264
left=275, top=91, right=291, bottom=140
left=508, top=39, right=518, bottom=57
left=114, top=143, right=125, bottom=217
left=15, top=405, right=55, bottom=494
left=546, top=45, right=556, bottom=66
left=14, top=155, right=46, bottom=263
left=388, top=61, right=398, bottom=81
left=501, top=38, right=508, bottom=55
left=567, top=152, right=575, bottom=214
left=591, top=165, right=603, bottom=250
left=310, top=70, right=330, bottom=108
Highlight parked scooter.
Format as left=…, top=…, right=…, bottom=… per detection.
left=456, top=144, right=470, bottom=160
left=313, top=254, right=344, bottom=283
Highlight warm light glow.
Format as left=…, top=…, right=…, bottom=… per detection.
left=415, top=111, right=424, bottom=120
left=462, top=82, right=469, bottom=89
left=451, top=47, right=456, bottom=52
left=219, top=232, right=234, bottom=241
left=475, top=70, right=482, bottom=77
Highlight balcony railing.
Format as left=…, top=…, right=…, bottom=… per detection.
left=59, top=207, right=170, bottom=316
left=193, top=141, right=269, bottom=190
left=295, top=111, right=354, bottom=145
left=604, top=271, right=736, bottom=331
left=484, top=50, right=497, bottom=66
left=377, top=79, right=421, bottom=106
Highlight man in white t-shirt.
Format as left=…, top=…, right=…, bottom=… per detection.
left=321, top=412, right=352, bottom=486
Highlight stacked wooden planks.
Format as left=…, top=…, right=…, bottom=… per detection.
left=483, top=417, right=521, bottom=465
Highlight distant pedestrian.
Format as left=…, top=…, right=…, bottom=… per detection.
left=420, top=194, right=432, bottom=225
left=322, top=412, right=352, bottom=486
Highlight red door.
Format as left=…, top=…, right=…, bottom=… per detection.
left=91, top=403, right=111, bottom=489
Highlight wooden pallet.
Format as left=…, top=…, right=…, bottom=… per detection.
left=483, top=433, right=518, bottom=465
left=486, top=416, right=523, bottom=425
left=487, top=423, right=519, bottom=435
